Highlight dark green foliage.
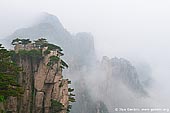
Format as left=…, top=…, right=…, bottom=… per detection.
left=10, top=38, right=74, bottom=113
left=21, top=39, right=31, bottom=47
left=59, top=82, right=63, bottom=88
left=67, top=91, right=75, bottom=112
left=0, top=110, right=5, bottom=113
left=43, top=43, right=63, bottom=55
left=68, top=88, right=74, bottom=92
left=69, top=93, right=75, bottom=97
left=57, top=51, right=64, bottom=56
left=47, top=61, right=53, bottom=68
left=69, top=90, right=76, bottom=103
left=0, top=44, right=23, bottom=100
left=51, top=100, right=64, bottom=113
left=34, top=38, right=48, bottom=48
left=67, top=105, right=72, bottom=113
left=47, top=56, right=60, bottom=67
left=61, top=60, right=68, bottom=68
left=11, top=38, right=31, bottom=46
left=11, top=38, right=22, bottom=45
left=68, top=80, right=71, bottom=84
left=47, top=55, right=68, bottom=70
left=44, top=43, right=62, bottom=51
left=60, top=65, right=65, bottom=69
left=28, top=49, right=42, bottom=58
left=68, top=87, right=76, bottom=112
left=68, top=97, right=76, bottom=103
left=43, top=49, right=51, bottom=55
left=18, top=50, right=41, bottom=57
left=11, top=49, right=42, bottom=62
left=50, top=56, right=60, bottom=62
left=34, top=38, right=62, bottom=52
left=0, top=95, right=5, bottom=102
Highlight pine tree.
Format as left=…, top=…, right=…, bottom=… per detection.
left=0, top=44, right=23, bottom=102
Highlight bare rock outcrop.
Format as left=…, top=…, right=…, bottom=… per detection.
left=6, top=47, right=70, bottom=113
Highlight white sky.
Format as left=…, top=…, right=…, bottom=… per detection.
left=0, top=0, right=170, bottom=105
left=1, top=0, right=170, bottom=60
left=0, top=0, right=170, bottom=63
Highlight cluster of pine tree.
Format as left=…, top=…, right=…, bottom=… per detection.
left=0, top=44, right=23, bottom=102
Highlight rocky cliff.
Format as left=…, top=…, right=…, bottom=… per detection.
left=1, top=12, right=108, bottom=113
left=1, top=13, right=151, bottom=113
left=85, top=56, right=149, bottom=112
left=5, top=41, right=73, bottom=113
left=100, top=56, right=147, bottom=95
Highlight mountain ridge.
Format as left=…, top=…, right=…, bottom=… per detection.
left=1, top=12, right=151, bottom=113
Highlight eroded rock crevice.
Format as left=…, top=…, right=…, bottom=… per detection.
left=6, top=42, right=70, bottom=113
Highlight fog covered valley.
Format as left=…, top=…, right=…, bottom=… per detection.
left=0, top=11, right=169, bottom=113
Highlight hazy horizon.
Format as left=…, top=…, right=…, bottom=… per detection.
left=0, top=0, right=170, bottom=109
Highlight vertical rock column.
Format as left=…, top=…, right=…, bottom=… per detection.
left=6, top=49, right=70, bottom=113
left=34, top=53, right=69, bottom=113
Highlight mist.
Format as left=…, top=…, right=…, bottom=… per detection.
left=0, top=0, right=170, bottom=112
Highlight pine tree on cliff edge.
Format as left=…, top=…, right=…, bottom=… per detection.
left=0, top=44, right=23, bottom=102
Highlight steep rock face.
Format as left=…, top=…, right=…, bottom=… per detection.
left=2, top=13, right=104, bottom=113
left=88, top=56, right=149, bottom=112
left=6, top=50, right=69, bottom=113
left=1, top=13, right=151, bottom=113
left=101, top=56, right=147, bottom=95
